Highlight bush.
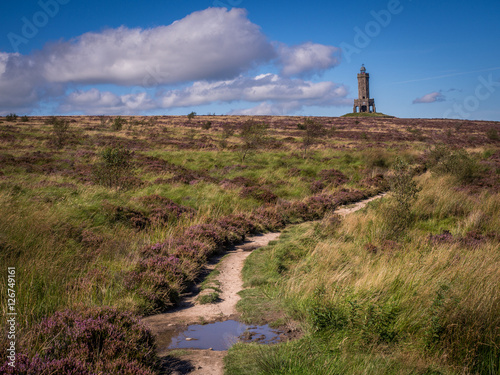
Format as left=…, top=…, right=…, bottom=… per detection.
left=201, top=121, right=212, bottom=130
left=92, top=146, right=134, bottom=188
left=486, top=128, right=499, bottom=141
left=111, top=116, right=127, bottom=131
left=384, top=158, right=421, bottom=238
left=429, top=146, right=481, bottom=183
left=301, top=118, right=326, bottom=158
left=238, top=119, right=268, bottom=161
left=49, top=117, right=71, bottom=148
left=187, top=111, right=196, bottom=121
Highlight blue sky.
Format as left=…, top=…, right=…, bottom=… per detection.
left=1, top=0, right=499, bottom=120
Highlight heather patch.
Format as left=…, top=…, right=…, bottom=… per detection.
left=102, top=195, right=195, bottom=230
left=0, top=308, right=160, bottom=374
left=239, top=186, right=278, bottom=203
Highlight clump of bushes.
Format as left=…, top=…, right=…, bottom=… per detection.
left=5, top=113, right=17, bottom=122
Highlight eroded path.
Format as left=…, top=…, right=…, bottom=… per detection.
left=142, top=193, right=386, bottom=375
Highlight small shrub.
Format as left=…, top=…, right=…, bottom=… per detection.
left=301, top=118, right=326, bottom=158
left=201, top=121, right=212, bottom=130
left=50, top=117, right=71, bottom=148
left=486, top=128, right=499, bottom=141
left=21, top=115, right=29, bottom=122
left=92, top=146, right=134, bottom=188
left=238, top=119, right=268, bottom=161
left=431, top=147, right=481, bottom=183
left=384, top=158, right=421, bottom=238
left=111, top=116, right=127, bottom=131
left=187, top=111, right=196, bottom=121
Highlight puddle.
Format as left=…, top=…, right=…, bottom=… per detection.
left=167, top=320, right=282, bottom=351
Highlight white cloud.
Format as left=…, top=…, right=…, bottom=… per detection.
left=59, top=74, right=349, bottom=114
left=41, top=8, right=275, bottom=86
left=0, top=53, right=51, bottom=113
left=59, top=88, right=156, bottom=115
left=278, top=42, right=341, bottom=77
left=0, top=7, right=345, bottom=115
left=412, top=91, right=445, bottom=104
left=158, top=74, right=348, bottom=108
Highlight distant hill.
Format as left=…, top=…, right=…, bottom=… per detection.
left=342, top=112, right=395, bottom=118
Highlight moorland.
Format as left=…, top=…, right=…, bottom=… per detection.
left=0, top=114, right=499, bottom=374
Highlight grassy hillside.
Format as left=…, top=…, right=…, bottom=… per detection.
left=342, top=112, right=395, bottom=118
left=0, top=114, right=498, bottom=373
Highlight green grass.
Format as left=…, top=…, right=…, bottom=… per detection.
left=197, top=291, right=220, bottom=304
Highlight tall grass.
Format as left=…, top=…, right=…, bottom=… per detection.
left=227, top=173, right=500, bottom=374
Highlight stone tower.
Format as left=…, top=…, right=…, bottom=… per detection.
left=353, top=65, right=376, bottom=113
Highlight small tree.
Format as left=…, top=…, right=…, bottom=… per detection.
left=45, top=116, right=71, bottom=148
left=301, top=118, right=326, bottom=158
left=384, top=158, right=421, bottom=238
left=218, top=123, right=234, bottom=150
left=187, top=111, right=196, bottom=121
left=52, top=118, right=71, bottom=148
left=238, top=119, right=268, bottom=161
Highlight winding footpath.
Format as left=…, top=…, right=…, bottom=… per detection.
left=142, top=193, right=386, bottom=375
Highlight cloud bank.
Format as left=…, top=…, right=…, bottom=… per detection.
left=0, top=7, right=345, bottom=115
left=60, top=74, right=349, bottom=115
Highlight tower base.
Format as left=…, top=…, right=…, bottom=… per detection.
left=353, top=99, right=376, bottom=113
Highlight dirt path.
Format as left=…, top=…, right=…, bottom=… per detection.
left=142, top=193, right=386, bottom=375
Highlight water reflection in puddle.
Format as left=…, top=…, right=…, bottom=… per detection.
left=167, top=320, right=282, bottom=351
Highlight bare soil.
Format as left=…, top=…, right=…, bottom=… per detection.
left=142, top=194, right=386, bottom=375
